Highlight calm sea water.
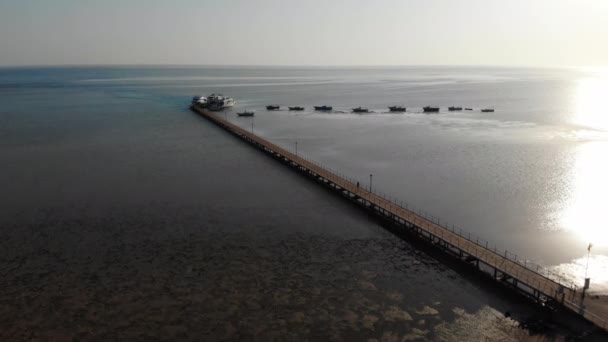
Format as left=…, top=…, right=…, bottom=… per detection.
left=1, top=66, right=607, bottom=340
left=192, top=66, right=608, bottom=290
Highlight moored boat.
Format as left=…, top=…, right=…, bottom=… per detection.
left=352, top=107, right=369, bottom=113
left=314, top=105, right=333, bottom=111
left=388, top=106, right=406, bottom=112
left=423, top=106, right=440, bottom=113
left=207, top=93, right=224, bottom=102
left=224, top=97, right=235, bottom=107
left=465, top=108, right=473, bottom=111
left=197, top=98, right=208, bottom=107
left=481, top=108, right=495, bottom=112
left=289, top=106, right=305, bottom=111
left=192, top=96, right=206, bottom=105
left=237, top=111, right=255, bottom=117
left=192, top=96, right=208, bottom=107
left=266, top=105, right=280, bottom=110
left=207, top=95, right=236, bottom=111
left=448, top=106, right=463, bottom=111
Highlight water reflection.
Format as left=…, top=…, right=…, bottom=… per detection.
left=573, top=75, right=608, bottom=131
left=552, top=255, right=608, bottom=294
left=560, top=142, right=608, bottom=247
left=551, top=73, right=608, bottom=289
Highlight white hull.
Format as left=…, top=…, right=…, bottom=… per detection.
left=223, top=98, right=235, bottom=107
left=194, top=93, right=235, bottom=111
left=208, top=97, right=235, bottom=111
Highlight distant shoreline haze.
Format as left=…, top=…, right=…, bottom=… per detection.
left=0, top=64, right=603, bottom=70
left=0, top=0, right=606, bottom=67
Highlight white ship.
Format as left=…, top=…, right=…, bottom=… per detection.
left=207, top=93, right=224, bottom=102
left=192, top=95, right=204, bottom=102
left=206, top=93, right=236, bottom=111
left=192, top=96, right=207, bottom=107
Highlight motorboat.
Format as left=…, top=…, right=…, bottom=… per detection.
left=266, top=105, right=280, bottom=110
left=223, top=97, right=235, bottom=108
left=481, top=108, right=495, bottom=112
left=289, top=106, right=305, bottom=111
left=207, top=93, right=224, bottom=102
left=352, top=107, right=369, bottom=113
left=192, top=96, right=206, bottom=105
left=423, top=106, right=440, bottom=113
left=448, top=106, right=463, bottom=111
left=314, top=106, right=333, bottom=111
left=388, top=106, right=406, bottom=112
left=237, top=111, right=255, bottom=117
left=206, top=93, right=224, bottom=111
left=197, top=99, right=208, bottom=107
left=207, top=95, right=236, bottom=111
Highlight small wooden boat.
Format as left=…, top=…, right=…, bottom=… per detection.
left=314, top=105, right=333, bottom=111
left=289, top=106, right=305, bottom=111
left=481, top=108, right=495, bottom=113
left=448, top=106, right=463, bottom=111
left=465, top=108, right=473, bottom=111
left=237, top=111, right=255, bottom=117
left=388, top=106, right=406, bottom=112
left=266, top=105, right=280, bottom=110
left=423, top=106, right=440, bottom=113
left=352, top=107, right=369, bottom=113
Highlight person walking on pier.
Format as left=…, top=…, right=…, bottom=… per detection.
left=356, top=182, right=360, bottom=190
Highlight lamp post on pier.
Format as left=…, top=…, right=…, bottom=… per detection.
left=370, top=174, right=373, bottom=193
left=295, top=141, right=298, bottom=156
left=584, top=243, right=592, bottom=298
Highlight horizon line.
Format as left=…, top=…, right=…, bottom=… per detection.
left=0, top=63, right=592, bottom=70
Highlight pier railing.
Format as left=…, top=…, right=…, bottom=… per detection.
left=193, top=106, right=606, bottom=332
left=298, top=162, right=578, bottom=294
left=281, top=142, right=580, bottom=291
left=287, top=141, right=608, bottom=330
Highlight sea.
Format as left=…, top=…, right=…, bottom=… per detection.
left=1, top=66, right=607, bottom=340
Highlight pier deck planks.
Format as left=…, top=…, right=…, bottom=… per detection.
left=192, top=106, right=606, bottom=331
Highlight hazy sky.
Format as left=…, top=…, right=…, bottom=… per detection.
left=1, top=0, right=607, bottom=67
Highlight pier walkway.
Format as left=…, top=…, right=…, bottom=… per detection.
left=192, top=105, right=607, bottom=332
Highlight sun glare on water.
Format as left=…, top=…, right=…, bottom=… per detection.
left=572, top=74, right=608, bottom=131
left=558, top=70, right=608, bottom=247
left=560, top=141, right=608, bottom=247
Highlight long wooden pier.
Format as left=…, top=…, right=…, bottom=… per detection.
left=191, top=105, right=607, bottom=332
